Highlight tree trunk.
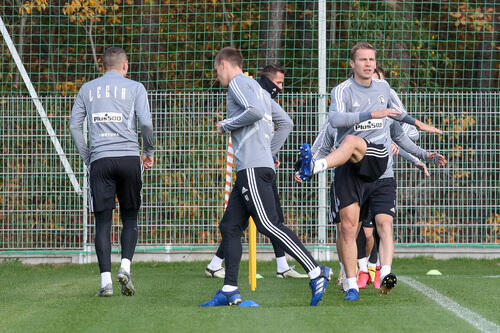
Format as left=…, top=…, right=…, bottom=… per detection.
left=13, top=0, right=26, bottom=87
left=259, top=0, right=285, bottom=68
left=477, top=3, right=499, bottom=89
left=386, top=0, right=412, bottom=90
left=136, top=0, right=159, bottom=89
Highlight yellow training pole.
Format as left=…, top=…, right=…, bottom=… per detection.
left=248, top=217, right=257, bottom=291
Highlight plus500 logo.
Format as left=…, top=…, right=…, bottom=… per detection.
left=354, top=119, right=383, bottom=131
left=92, top=112, right=123, bottom=123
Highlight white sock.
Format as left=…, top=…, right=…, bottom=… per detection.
left=276, top=256, right=289, bottom=273
left=120, top=258, right=131, bottom=273
left=358, top=257, right=368, bottom=272
left=222, top=285, right=238, bottom=292
left=368, top=262, right=376, bottom=269
left=380, top=265, right=391, bottom=280
left=376, top=257, right=380, bottom=266
left=313, top=158, right=328, bottom=174
left=207, top=255, right=223, bottom=271
left=101, top=272, right=112, bottom=288
left=308, top=266, right=321, bottom=279
left=339, top=262, right=346, bottom=277
left=346, top=277, right=359, bottom=291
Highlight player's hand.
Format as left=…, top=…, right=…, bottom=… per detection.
left=294, top=172, right=303, bottom=183
left=371, top=108, right=401, bottom=119
left=415, top=120, right=442, bottom=134
left=141, top=155, right=154, bottom=169
left=415, top=161, right=430, bottom=177
left=391, top=143, right=399, bottom=156
left=216, top=121, right=225, bottom=134
left=426, top=152, right=447, bottom=167
left=274, top=159, right=280, bottom=169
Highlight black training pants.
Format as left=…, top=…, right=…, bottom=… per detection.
left=220, top=167, right=317, bottom=286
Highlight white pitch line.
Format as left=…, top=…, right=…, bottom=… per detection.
left=400, top=276, right=500, bottom=333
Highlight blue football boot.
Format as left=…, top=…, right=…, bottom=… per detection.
left=344, top=288, right=360, bottom=301
left=309, top=265, right=331, bottom=306
left=201, top=289, right=242, bottom=307
left=297, top=143, right=314, bottom=181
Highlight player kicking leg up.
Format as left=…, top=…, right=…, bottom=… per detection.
left=297, top=136, right=387, bottom=301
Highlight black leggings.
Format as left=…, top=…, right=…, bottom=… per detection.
left=215, top=177, right=287, bottom=260
left=356, top=226, right=380, bottom=263
left=220, top=168, right=317, bottom=286
left=94, top=209, right=138, bottom=273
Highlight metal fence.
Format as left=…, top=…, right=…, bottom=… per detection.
left=0, top=91, right=499, bottom=252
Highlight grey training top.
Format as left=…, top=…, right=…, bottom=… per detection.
left=328, top=77, right=416, bottom=179
left=389, top=88, right=419, bottom=141
left=69, top=70, right=155, bottom=166
left=219, top=74, right=293, bottom=172
left=389, top=88, right=420, bottom=164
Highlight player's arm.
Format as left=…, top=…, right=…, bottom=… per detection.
left=328, top=86, right=369, bottom=128
left=401, top=122, right=420, bottom=141
left=397, top=146, right=430, bottom=177
left=69, top=91, right=90, bottom=166
left=387, top=88, right=442, bottom=134
left=218, top=79, right=265, bottom=133
left=391, top=121, right=447, bottom=167
left=270, top=99, right=293, bottom=157
left=135, top=84, right=155, bottom=169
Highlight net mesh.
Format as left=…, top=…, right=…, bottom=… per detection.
left=0, top=1, right=499, bottom=251
left=0, top=0, right=498, bottom=95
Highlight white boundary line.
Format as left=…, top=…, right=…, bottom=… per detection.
left=0, top=16, right=82, bottom=195
left=400, top=276, right=500, bottom=333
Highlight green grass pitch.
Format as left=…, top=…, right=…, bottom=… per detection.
left=0, top=258, right=499, bottom=333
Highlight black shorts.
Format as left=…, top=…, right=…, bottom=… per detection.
left=89, top=156, right=143, bottom=212
left=361, top=215, right=374, bottom=228
left=353, top=142, right=388, bottom=183
left=329, top=179, right=340, bottom=224
left=367, top=177, right=397, bottom=218
left=333, top=142, right=388, bottom=214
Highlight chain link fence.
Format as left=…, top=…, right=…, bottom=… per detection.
left=1, top=92, right=498, bottom=251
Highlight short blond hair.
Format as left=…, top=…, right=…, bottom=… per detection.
left=350, top=42, right=376, bottom=60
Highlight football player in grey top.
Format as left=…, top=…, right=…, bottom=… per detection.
left=70, top=47, right=155, bottom=297
left=201, top=47, right=331, bottom=307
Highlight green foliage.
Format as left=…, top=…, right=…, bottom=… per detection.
left=0, top=0, right=498, bottom=95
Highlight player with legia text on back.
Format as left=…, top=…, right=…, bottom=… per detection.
left=70, top=47, right=155, bottom=297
